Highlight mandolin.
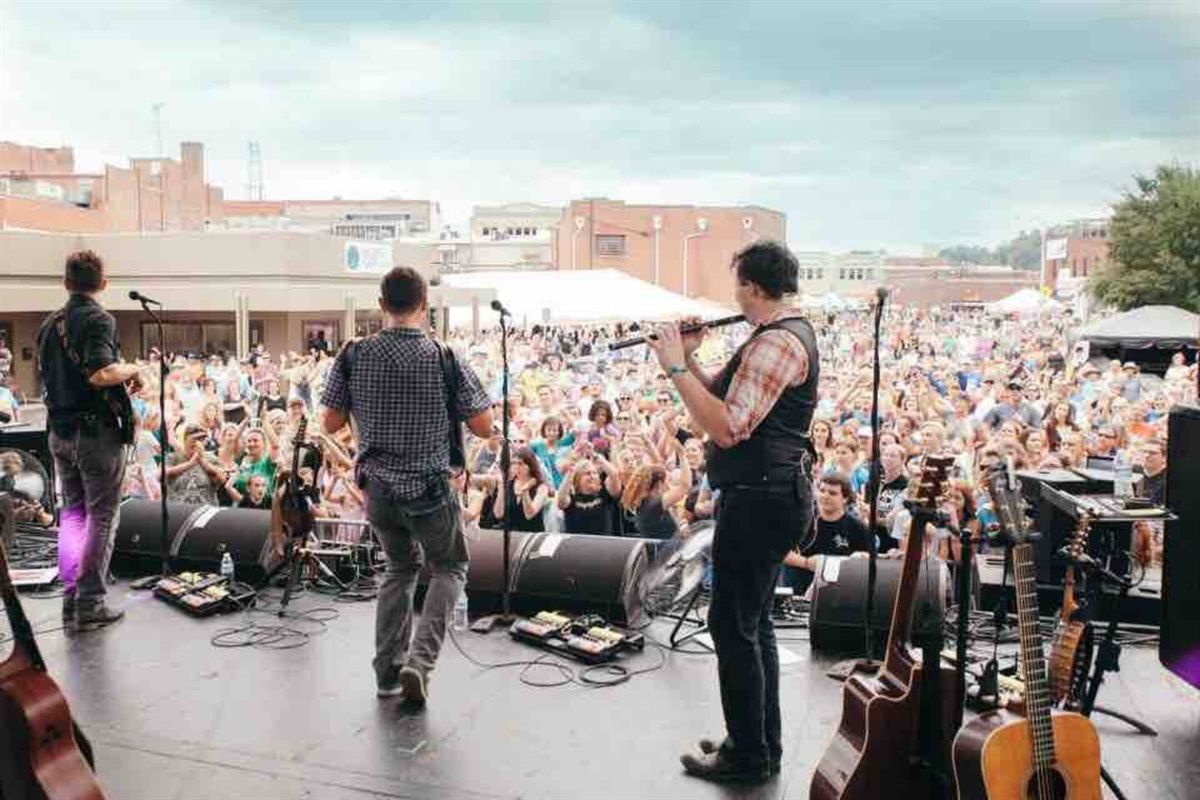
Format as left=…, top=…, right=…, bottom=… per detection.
left=0, top=499, right=106, bottom=800
left=1048, top=516, right=1093, bottom=708
left=810, top=454, right=959, bottom=800
left=952, top=453, right=1101, bottom=800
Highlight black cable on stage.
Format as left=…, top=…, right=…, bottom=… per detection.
left=443, top=622, right=669, bottom=689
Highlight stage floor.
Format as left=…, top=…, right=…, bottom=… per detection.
left=3, top=581, right=1197, bottom=800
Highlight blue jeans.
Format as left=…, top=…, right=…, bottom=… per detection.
left=708, top=479, right=813, bottom=767
left=365, top=475, right=468, bottom=683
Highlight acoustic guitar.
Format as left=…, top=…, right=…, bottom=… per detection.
left=0, top=499, right=107, bottom=800
left=811, top=454, right=959, bottom=800
left=952, top=454, right=1101, bottom=800
left=1048, top=516, right=1093, bottom=708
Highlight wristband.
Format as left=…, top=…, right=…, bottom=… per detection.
left=667, top=364, right=688, bottom=379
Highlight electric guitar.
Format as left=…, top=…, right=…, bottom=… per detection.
left=810, top=454, right=958, bottom=800
left=1048, top=516, right=1093, bottom=708
left=0, top=501, right=106, bottom=800
left=952, top=453, right=1101, bottom=800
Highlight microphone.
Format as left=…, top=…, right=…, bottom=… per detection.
left=129, top=290, right=162, bottom=306
left=608, top=314, right=746, bottom=351
left=490, top=299, right=511, bottom=317
left=876, top=286, right=890, bottom=303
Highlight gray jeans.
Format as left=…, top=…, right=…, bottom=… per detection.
left=49, top=424, right=126, bottom=607
left=365, top=475, right=468, bottom=683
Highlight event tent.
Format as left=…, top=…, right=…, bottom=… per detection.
left=1079, top=305, right=1199, bottom=350
left=987, top=287, right=1062, bottom=315
left=440, top=269, right=730, bottom=328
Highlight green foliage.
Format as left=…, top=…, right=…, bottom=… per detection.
left=1090, top=165, right=1200, bottom=312
left=937, top=229, right=1043, bottom=270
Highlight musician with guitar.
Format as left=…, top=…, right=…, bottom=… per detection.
left=36, top=250, right=140, bottom=632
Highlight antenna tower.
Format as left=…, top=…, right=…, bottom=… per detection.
left=246, top=141, right=264, bottom=201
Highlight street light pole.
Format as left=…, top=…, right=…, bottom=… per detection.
left=681, top=217, right=709, bottom=298
left=652, top=215, right=663, bottom=285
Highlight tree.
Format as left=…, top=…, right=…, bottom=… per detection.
left=938, top=230, right=1043, bottom=270
left=1090, top=165, right=1200, bottom=312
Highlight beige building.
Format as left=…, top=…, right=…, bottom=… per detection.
left=221, top=198, right=441, bottom=239
left=0, top=230, right=493, bottom=395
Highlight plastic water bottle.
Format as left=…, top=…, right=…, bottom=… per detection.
left=1114, top=450, right=1134, bottom=500
left=452, top=587, right=469, bottom=631
left=220, top=551, right=236, bottom=583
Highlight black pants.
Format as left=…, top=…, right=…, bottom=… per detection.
left=707, top=480, right=812, bottom=767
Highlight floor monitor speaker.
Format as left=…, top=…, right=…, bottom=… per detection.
left=809, top=556, right=957, bottom=653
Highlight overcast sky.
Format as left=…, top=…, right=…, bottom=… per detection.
left=1, top=0, right=1196, bottom=252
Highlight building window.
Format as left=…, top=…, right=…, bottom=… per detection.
left=595, top=234, right=626, bottom=256
left=839, top=268, right=846, bottom=280
left=481, top=227, right=490, bottom=236
left=817, top=267, right=825, bottom=279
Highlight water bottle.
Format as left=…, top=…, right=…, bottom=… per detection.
left=220, top=551, right=236, bottom=583
left=452, top=587, right=469, bottom=631
left=1114, top=450, right=1134, bottom=500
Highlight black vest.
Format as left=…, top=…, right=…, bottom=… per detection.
left=706, top=315, right=819, bottom=489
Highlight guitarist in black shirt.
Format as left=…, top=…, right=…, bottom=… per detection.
left=37, top=250, right=141, bottom=631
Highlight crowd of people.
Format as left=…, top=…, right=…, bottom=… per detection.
left=7, top=305, right=1192, bottom=572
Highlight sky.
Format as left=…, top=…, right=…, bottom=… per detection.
left=1, top=0, right=1197, bottom=253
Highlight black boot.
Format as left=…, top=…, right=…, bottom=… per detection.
left=697, top=737, right=781, bottom=775
left=76, top=602, right=125, bottom=631
left=62, top=592, right=77, bottom=629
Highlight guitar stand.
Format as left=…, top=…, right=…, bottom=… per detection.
left=1076, top=548, right=1157, bottom=800
left=264, top=535, right=349, bottom=616
left=667, top=587, right=712, bottom=651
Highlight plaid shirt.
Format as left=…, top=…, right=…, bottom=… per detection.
left=322, top=328, right=490, bottom=500
left=725, top=309, right=811, bottom=444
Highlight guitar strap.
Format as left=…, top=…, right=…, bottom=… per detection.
left=337, top=335, right=465, bottom=471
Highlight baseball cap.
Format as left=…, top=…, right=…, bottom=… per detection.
left=183, top=423, right=206, bottom=439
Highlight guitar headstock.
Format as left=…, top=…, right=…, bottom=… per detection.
left=979, top=448, right=1029, bottom=544
left=1067, top=513, right=1091, bottom=560
left=909, top=454, right=956, bottom=512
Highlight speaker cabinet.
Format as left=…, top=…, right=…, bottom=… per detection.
left=809, top=556, right=959, bottom=653
left=113, top=500, right=279, bottom=579
left=1162, top=404, right=1200, bottom=688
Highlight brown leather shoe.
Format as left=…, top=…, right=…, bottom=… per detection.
left=680, top=749, right=770, bottom=784
left=697, top=737, right=781, bottom=775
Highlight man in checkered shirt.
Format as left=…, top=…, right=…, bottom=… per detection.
left=647, top=241, right=818, bottom=785
left=322, top=267, right=492, bottom=706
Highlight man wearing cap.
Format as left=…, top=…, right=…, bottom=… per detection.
left=982, top=381, right=1040, bottom=430
left=1121, top=362, right=1142, bottom=401
left=165, top=423, right=226, bottom=505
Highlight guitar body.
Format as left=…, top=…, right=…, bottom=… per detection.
left=0, top=665, right=104, bottom=800
left=953, top=710, right=1102, bottom=800
left=1048, top=621, right=1093, bottom=706
left=812, top=658, right=959, bottom=799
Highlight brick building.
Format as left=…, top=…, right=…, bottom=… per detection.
left=1043, top=218, right=1110, bottom=291
left=552, top=199, right=786, bottom=303
left=0, top=141, right=224, bottom=233
left=221, top=198, right=440, bottom=238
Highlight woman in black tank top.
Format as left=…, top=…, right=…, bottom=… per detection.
left=491, top=446, right=549, bottom=533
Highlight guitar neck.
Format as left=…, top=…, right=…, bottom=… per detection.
left=882, top=509, right=934, bottom=675
left=0, top=541, right=46, bottom=672
left=1012, top=542, right=1056, bottom=768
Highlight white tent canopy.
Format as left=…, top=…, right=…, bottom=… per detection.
left=987, top=287, right=1062, bottom=315
left=441, top=269, right=730, bottom=328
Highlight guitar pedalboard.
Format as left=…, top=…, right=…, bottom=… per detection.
left=510, top=611, right=645, bottom=664
left=154, top=571, right=257, bottom=617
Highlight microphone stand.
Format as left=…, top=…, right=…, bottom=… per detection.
left=827, top=289, right=887, bottom=681
left=862, top=289, right=887, bottom=663
left=129, top=298, right=172, bottom=589
left=471, top=307, right=516, bottom=632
